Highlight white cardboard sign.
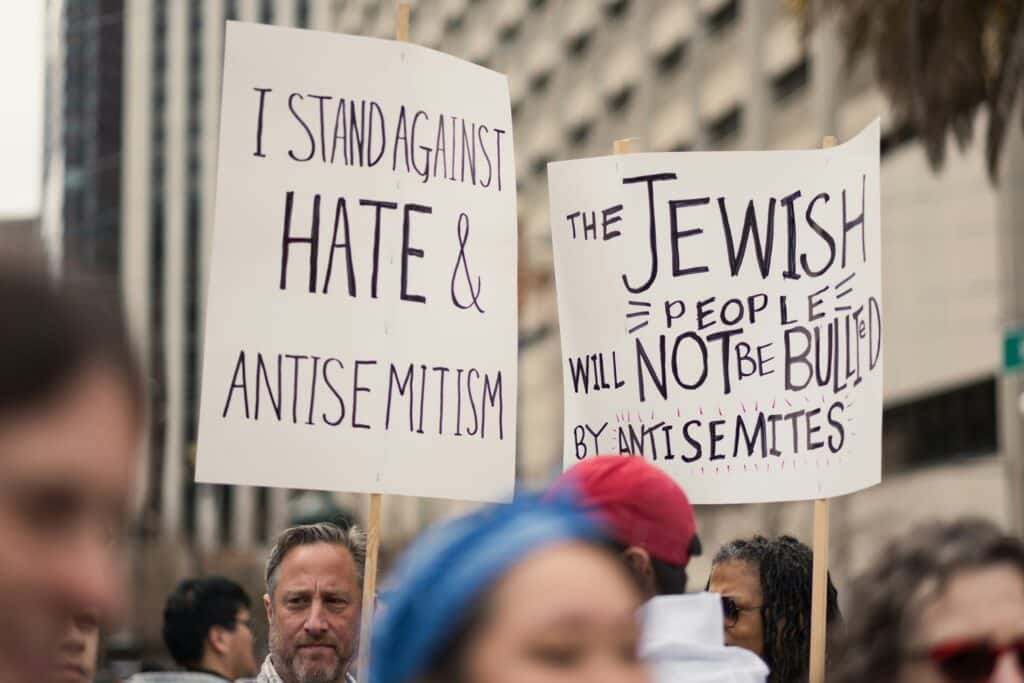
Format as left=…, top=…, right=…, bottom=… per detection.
left=197, top=22, right=517, bottom=502
left=548, top=122, right=882, bottom=504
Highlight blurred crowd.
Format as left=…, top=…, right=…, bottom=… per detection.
left=2, top=263, right=1023, bottom=683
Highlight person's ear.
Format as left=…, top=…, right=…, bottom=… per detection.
left=622, top=546, right=657, bottom=597
left=264, top=593, right=273, bottom=622
left=208, top=625, right=230, bottom=656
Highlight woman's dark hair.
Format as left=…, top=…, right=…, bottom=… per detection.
left=163, top=576, right=252, bottom=668
left=607, top=539, right=697, bottom=595
left=712, top=535, right=841, bottom=683
left=0, top=263, right=144, bottom=420
left=833, top=518, right=1024, bottom=683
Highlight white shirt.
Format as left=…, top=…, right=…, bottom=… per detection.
left=640, top=592, right=770, bottom=683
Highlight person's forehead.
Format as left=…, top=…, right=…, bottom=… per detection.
left=913, top=565, right=1024, bottom=647
left=489, top=543, right=639, bottom=627
left=0, top=368, right=139, bottom=490
left=709, top=559, right=761, bottom=597
left=277, top=543, right=357, bottom=587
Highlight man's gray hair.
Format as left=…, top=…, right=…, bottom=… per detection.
left=265, top=522, right=367, bottom=596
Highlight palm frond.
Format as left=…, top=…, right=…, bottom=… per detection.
left=805, top=0, right=1024, bottom=182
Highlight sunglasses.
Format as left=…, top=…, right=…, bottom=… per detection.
left=920, top=638, right=1024, bottom=683
left=720, top=595, right=761, bottom=629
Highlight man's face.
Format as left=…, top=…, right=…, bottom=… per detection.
left=0, top=365, right=140, bottom=683
left=223, top=607, right=259, bottom=679
left=51, top=612, right=100, bottom=683
left=264, top=543, right=362, bottom=683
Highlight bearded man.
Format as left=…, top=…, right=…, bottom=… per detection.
left=259, top=523, right=365, bottom=683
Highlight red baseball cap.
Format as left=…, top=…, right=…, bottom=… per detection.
left=548, top=455, right=699, bottom=566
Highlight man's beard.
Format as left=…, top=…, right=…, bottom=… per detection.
left=269, top=625, right=346, bottom=683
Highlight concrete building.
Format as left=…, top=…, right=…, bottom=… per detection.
left=42, top=0, right=1014, bottom=649
left=41, top=1, right=125, bottom=279
left=0, top=216, right=47, bottom=266
left=407, top=0, right=1010, bottom=586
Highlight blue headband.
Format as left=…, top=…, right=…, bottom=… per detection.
left=370, top=494, right=602, bottom=683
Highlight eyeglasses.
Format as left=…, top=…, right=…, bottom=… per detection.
left=720, top=595, right=762, bottom=629
left=918, top=638, right=1024, bottom=683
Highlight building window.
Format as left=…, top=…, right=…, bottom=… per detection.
left=771, top=57, right=809, bottom=103
left=225, top=0, right=238, bottom=21
left=529, top=71, right=551, bottom=94
left=708, top=104, right=743, bottom=144
left=184, top=476, right=197, bottom=539
left=296, top=0, right=310, bottom=28
left=219, top=486, right=234, bottom=544
left=607, top=86, right=634, bottom=114
left=605, top=0, right=630, bottom=20
left=531, top=155, right=553, bottom=178
left=500, top=21, right=522, bottom=44
left=882, top=377, right=997, bottom=473
left=184, top=191, right=201, bottom=442
left=259, top=0, right=273, bottom=24
left=445, top=13, right=464, bottom=34
left=151, top=0, right=169, bottom=525
left=530, top=0, right=547, bottom=10
left=567, top=32, right=591, bottom=59
left=656, top=42, right=687, bottom=75
left=256, top=487, right=270, bottom=541
left=149, top=194, right=166, bottom=520
left=185, top=0, right=204, bottom=535
left=706, top=0, right=739, bottom=35
left=569, top=122, right=591, bottom=146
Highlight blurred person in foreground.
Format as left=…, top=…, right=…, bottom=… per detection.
left=52, top=611, right=101, bottom=683
left=708, top=535, right=841, bottom=683
left=371, top=495, right=649, bottom=683
left=833, top=518, right=1024, bottom=683
left=549, top=456, right=768, bottom=682
left=258, top=523, right=365, bottom=683
left=130, top=576, right=258, bottom=682
left=0, top=263, right=144, bottom=682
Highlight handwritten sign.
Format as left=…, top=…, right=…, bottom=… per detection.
left=548, top=122, right=882, bottom=504
left=196, top=22, right=517, bottom=502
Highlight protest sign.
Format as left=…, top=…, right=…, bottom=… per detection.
left=548, top=122, right=882, bottom=504
left=196, top=21, right=517, bottom=503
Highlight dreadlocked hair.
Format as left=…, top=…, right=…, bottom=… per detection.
left=712, top=535, right=841, bottom=683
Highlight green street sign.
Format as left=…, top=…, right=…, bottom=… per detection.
left=1005, top=327, right=1024, bottom=372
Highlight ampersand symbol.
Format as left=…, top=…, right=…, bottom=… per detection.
left=450, top=212, right=485, bottom=314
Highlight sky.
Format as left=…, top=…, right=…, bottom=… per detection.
left=0, top=2, right=44, bottom=218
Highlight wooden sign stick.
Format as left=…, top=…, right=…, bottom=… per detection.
left=613, top=137, right=639, bottom=155
left=809, top=497, right=831, bottom=682
left=356, top=9, right=409, bottom=681
left=808, top=135, right=837, bottom=683
left=395, top=1, right=410, bottom=42
left=356, top=492, right=382, bottom=679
